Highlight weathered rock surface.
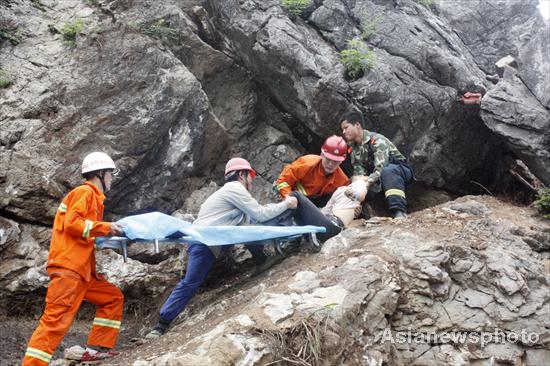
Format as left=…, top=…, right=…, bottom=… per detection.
left=439, top=0, right=550, bottom=186
left=437, top=0, right=541, bottom=74
left=438, top=0, right=549, bottom=108
left=0, top=0, right=228, bottom=224
left=480, top=67, right=550, bottom=185
left=98, top=196, right=549, bottom=366
left=0, top=219, right=49, bottom=313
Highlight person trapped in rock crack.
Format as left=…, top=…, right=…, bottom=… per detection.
left=144, top=158, right=298, bottom=339
left=22, top=152, right=125, bottom=365
left=340, top=111, right=414, bottom=219
left=267, top=135, right=363, bottom=251
left=273, top=135, right=350, bottom=208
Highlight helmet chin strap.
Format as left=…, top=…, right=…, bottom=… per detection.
left=97, top=170, right=108, bottom=193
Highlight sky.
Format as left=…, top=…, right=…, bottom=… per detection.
left=539, top=0, right=550, bottom=19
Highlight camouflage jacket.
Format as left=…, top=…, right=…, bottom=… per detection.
left=350, top=130, right=406, bottom=192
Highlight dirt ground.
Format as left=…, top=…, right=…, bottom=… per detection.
left=0, top=301, right=146, bottom=365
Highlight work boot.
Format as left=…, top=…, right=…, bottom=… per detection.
left=145, top=321, right=169, bottom=339
left=393, top=210, right=407, bottom=220
left=253, top=254, right=285, bottom=275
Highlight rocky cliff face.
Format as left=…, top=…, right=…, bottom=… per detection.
left=1, top=0, right=548, bottom=225
left=1, top=0, right=549, bottom=364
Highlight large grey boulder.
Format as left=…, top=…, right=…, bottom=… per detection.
left=438, top=0, right=549, bottom=109
left=436, top=0, right=543, bottom=75
left=480, top=67, right=550, bottom=185
left=0, top=0, right=228, bottom=224
left=0, top=221, right=49, bottom=313
left=517, top=22, right=550, bottom=109
left=438, top=0, right=550, bottom=185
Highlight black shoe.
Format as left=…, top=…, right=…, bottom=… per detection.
left=145, top=320, right=169, bottom=339
left=253, top=254, right=285, bottom=275
left=393, top=210, right=407, bottom=220
left=145, top=326, right=165, bottom=339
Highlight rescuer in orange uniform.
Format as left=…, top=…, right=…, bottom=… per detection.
left=274, top=135, right=350, bottom=207
left=22, top=152, right=125, bottom=365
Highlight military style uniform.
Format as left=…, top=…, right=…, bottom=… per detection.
left=350, top=130, right=413, bottom=214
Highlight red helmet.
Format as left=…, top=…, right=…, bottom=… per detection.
left=224, top=157, right=257, bottom=178
left=321, top=135, right=348, bottom=162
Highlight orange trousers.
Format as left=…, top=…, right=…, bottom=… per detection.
left=22, top=267, right=124, bottom=365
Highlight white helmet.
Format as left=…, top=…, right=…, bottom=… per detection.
left=81, top=152, right=116, bottom=174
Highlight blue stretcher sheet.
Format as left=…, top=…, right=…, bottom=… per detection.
left=105, top=211, right=325, bottom=246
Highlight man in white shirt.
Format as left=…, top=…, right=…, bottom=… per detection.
left=145, top=158, right=297, bottom=338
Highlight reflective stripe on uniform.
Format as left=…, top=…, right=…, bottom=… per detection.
left=296, top=182, right=307, bottom=195
left=93, top=317, right=121, bottom=329
left=276, top=182, right=290, bottom=190
left=58, top=203, right=67, bottom=212
left=82, top=220, right=93, bottom=238
left=385, top=189, right=406, bottom=198
left=25, top=347, right=52, bottom=363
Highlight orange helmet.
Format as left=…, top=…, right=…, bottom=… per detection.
left=224, top=157, right=257, bottom=178
left=321, top=135, right=348, bottom=162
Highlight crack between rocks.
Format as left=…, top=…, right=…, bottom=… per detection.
left=0, top=209, right=51, bottom=228
left=413, top=345, right=435, bottom=362
left=375, top=44, right=434, bottom=86
left=514, top=74, right=547, bottom=108
left=304, top=18, right=340, bottom=53
left=448, top=28, right=490, bottom=73
left=440, top=304, right=453, bottom=325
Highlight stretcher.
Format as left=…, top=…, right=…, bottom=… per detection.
left=96, top=232, right=322, bottom=262
left=95, top=211, right=325, bottom=262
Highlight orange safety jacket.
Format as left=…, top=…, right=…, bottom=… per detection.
left=47, top=181, right=112, bottom=282
left=275, top=155, right=350, bottom=198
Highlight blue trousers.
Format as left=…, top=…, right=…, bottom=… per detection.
left=380, top=162, right=413, bottom=213
left=159, top=244, right=214, bottom=323
left=159, top=242, right=265, bottom=323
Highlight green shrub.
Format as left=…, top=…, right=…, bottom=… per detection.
left=339, top=39, right=376, bottom=80
left=0, top=28, right=23, bottom=45
left=126, top=21, right=139, bottom=31
left=533, top=188, right=550, bottom=218
left=141, top=19, right=178, bottom=41
left=361, top=11, right=383, bottom=41
left=61, top=19, right=84, bottom=47
left=281, top=0, right=309, bottom=15
left=0, top=69, right=11, bottom=88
